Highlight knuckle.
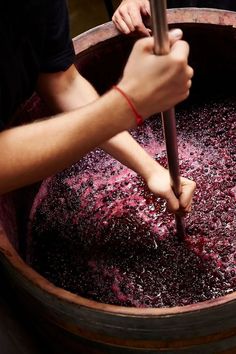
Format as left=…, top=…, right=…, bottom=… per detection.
left=187, top=80, right=192, bottom=89
left=119, top=7, right=127, bottom=16
left=174, top=206, right=180, bottom=213
left=135, top=23, right=143, bottom=30
left=188, top=66, right=194, bottom=78
left=182, top=202, right=189, bottom=209
left=179, top=91, right=189, bottom=102
left=169, top=201, right=179, bottom=212
left=134, top=38, right=145, bottom=50
left=175, top=56, right=186, bottom=68
left=184, top=90, right=190, bottom=99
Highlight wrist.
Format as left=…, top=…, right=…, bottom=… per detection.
left=140, top=159, right=167, bottom=182
left=103, top=88, right=138, bottom=131
left=112, top=85, right=143, bottom=126
left=117, top=79, right=148, bottom=119
left=113, top=85, right=143, bottom=125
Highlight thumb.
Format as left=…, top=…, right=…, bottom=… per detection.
left=138, top=30, right=185, bottom=55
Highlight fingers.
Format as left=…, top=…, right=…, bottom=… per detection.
left=169, top=40, right=194, bottom=99
left=135, top=36, right=154, bottom=53
left=128, top=6, right=151, bottom=36
left=179, top=178, right=196, bottom=213
left=137, top=35, right=193, bottom=93
left=136, top=31, right=191, bottom=65
left=120, top=27, right=194, bottom=118
left=187, top=66, right=194, bottom=81
left=112, top=12, right=134, bottom=34
left=112, top=2, right=151, bottom=36
left=170, top=39, right=190, bottom=64
left=164, top=189, right=180, bottom=214
left=166, top=178, right=196, bottom=215
left=133, top=28, right=187, bottom=53
left=114, top=19, right=132, bottom=34
left=142, top=1, right=151, bottom=16
left=145, top=166, right=196, bottom=216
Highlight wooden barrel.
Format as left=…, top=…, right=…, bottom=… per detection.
left=0, top=8, right=236, bottom=354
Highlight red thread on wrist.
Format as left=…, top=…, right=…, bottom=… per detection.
left=112, top=85, right=143, bottom=126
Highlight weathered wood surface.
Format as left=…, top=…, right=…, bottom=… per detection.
left=0, top=268, right=46, bottom=354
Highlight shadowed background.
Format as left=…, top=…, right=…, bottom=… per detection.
left=68, top=0, right=120, bottom=37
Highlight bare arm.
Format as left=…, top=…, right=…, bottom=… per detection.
left=37, top=53, right=194, bottom=213
left=0, top=35, right=194, bottom=212
left=0, top=89, right=133, bottom=193
left=36, top=64, right=163, bottom=183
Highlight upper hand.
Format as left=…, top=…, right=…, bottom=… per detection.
left=112, top=0, right=151, bottom=36
left=118, top=29, right=194, bottom=119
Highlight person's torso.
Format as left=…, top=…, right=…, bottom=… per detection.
left=0, top=1, right=49, bottom=127
left=0, top=0, right=74, bottom=129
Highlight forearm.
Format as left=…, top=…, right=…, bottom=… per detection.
left=0, top=34, right=195, bottom=212
left=100, top=130, right=165, bottom=179
left=0, top=90, right=134, bottom=194
left=37, top=65, right=161, bottom=179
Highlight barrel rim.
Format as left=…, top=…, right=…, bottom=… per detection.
left=72, top=8, right=236, bottom=54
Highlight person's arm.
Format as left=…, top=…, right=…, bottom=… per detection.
left=112, top=0, right=151, bottom=36
left=37, top=56, right=194, bottom=213
left=0, top=35, right=194, bottom=212
left=0, top=89, right=133, bottom=193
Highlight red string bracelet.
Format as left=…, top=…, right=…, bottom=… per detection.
left=112, top=85, right=143, bottom=126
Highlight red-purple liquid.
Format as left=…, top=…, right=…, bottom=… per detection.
left=28, top=97, right=236, bottom=308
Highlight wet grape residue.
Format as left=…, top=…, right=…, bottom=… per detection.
left=27, top=97, right=236, bottom=308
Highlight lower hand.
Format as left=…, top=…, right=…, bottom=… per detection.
left=145, top=166, right=196, bottom=215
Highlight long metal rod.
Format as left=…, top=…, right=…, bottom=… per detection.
left=150, top=0, right=185, bottom=239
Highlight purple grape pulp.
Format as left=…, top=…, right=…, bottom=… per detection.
left=27, top=97, right=236, bottom=308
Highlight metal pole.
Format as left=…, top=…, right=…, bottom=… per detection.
left=150, top=0, right=185, bottom=239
